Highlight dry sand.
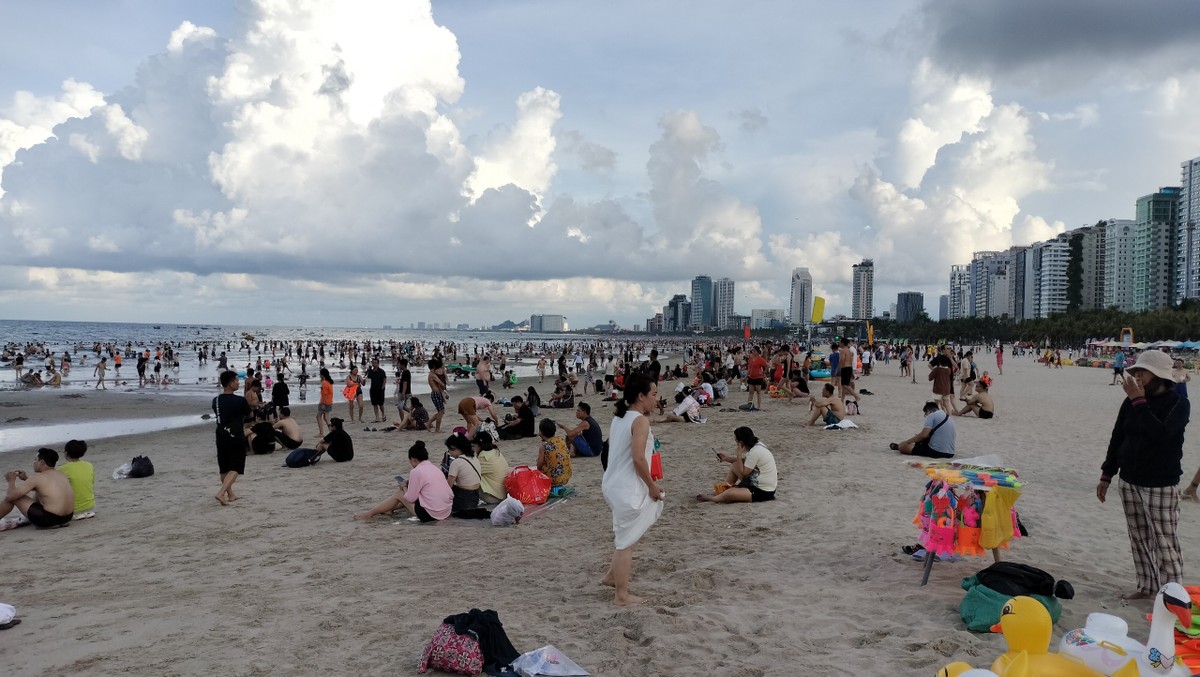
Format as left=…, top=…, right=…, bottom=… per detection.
left=3, top=354, right=1200, bottom=676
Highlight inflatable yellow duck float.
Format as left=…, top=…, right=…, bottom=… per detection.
left=938, top=596, right=1139, bottom=676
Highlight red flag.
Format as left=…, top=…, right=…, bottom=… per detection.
left=743, top=324, right=751, bottom=339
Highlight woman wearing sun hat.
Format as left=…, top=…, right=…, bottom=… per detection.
left=1097, top=349, right=1190, bottom=600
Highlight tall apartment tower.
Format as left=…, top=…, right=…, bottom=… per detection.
left=714, top=277, right=735, bottom=330
left=689, top=275, right=713, bottom=329
left=969, top=251, right=1010, bottom=318
left=851, top=259, right=874, bottom=320
left=948, top=265, right=971, bottom=319
left=789, top=267, right=813, bottom=326
left=896, top=292, right=924, bottom=323
left=1133, top=187, right=1180, bottom=311
left=1101, top=219, right=1134, bottom=311
left=1175, top=156, right=1200, bottom=303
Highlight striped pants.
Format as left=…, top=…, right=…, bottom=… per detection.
left=1119, top=481, right=1184, bottom=595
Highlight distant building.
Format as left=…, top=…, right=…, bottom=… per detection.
left=530, top=314, right=566, bottom=332
left=1007, top=246, right=1033, bottom=322
left=1175, top=156, right=1200, bottom=303
left=750, top=308, right=787, bottom=330
left=1101, top=219, right=1134, bottom=311
left=689, top=275, right=714, bottom=329
left=714, top=277, right=736, bottom=330
left=664, top=295, right=691, bottom=333
left=851, top=259, right=874, bottom=319
left=456, top=323, right=469, bottom=330
left=1134, top=187, right=1179, bottom=311
left=938, top=295, right=949, bottom=321
left=1034, top=233, right=1073, bottom=318
left=789, top=267, right=813, bottom=326
left=645, top=312, right=664, bottom=333
left=417, top=321, right=426, bottom=330
left=896, top=292, right=924, bottom=323
left=948, top=265, right=971, bottom=319
left=969, top=251, right=1009, bottom=318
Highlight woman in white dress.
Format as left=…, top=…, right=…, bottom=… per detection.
left=601, top=374, right=664, bottom=606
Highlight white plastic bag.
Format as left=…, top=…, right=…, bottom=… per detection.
left=0, top=603, right=15, bottom=624
left=512, top=645, right=589, bottom=677
left=112, top=462, right=132, bottom=480
left=490, top=496, right=525, bottom=527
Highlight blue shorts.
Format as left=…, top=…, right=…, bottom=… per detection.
left=317, top=403, right=332, bottom=414
left=572, top=436, right=599, bottom=457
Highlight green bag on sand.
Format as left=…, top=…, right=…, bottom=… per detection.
left=959, top=575, right=1062, bottom=632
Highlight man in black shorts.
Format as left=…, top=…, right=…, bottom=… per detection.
left=212, top=370, right=250, bottom=506
left=366, top=358, right=387, bottom=422
left=837, top=339, right=861, bottom=413
left=1, top=448, right=75, bottom=530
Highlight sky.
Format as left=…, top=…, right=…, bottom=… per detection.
left=1, top=0, right=1199, bottom=329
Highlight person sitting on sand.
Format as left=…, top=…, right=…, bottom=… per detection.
left=317, top=417, right=354, bottom=462
left=60, top=440, right=95, bottom=520
left=245, top=420, right=278, bottom=454
left=473, top=432, right=509, bottom=503
left=353, top=441, right=451, bottom=523
left=696, top=426, right=777, bottom=504
left=558, top=402, right=604, bottom=457
left=657, top=387, right=706, bottom=424
left=396, top=397, right=430, bottom=431
left=496, top=395, right=535, bottom=440
left=536, top=418, right=572, bottom=487
left=1, top=448, right=75, bottom=531
left=890, top=401, right=956, bottom=458
left=271, top=407, right=304, bottom=450
left=954, top=381, right=995, bottom=418
left=445, top=434, right=483, bottom=515
left=547, top=378, right=575, bottom=409
left=806, top=383, right=845, bottom=427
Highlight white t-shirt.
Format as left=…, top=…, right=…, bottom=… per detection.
left=673, top=395, right=701, bottom=421
left=741, top=442, right=778, bottom=492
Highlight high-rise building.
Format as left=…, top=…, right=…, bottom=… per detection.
left=689, top=275, right=713, bottom=329
left=1034, top=234, right=1072, bottom=318
left=750, top=308, right=787, bottom=329
left=664, top=294, right=691, bottom=333
left=851, top=259, right=874, bottom=319
left=1133, top=187, right=1180, bottom=311
left=714, top=278, right=735, bottom=330
left=1175, top=156, right=1200, bottom=303
left=530, top=314, right=566, bottom=332
left=789, top=267, right=813, bottom=326
left=1101, top=219, right=1134, bottom=311
left=969, top=251, right=1010, bottom=318
left=1081, top=225, right=1107, bottom=311
left=938, top=295, right=949, bottom=321
left=896, top=292, right=924, bottom=323
left=1007, top=246, right=1034, bottom=322
left=645, top=313, right=664, bottom=333
left=948, top=265, right=971, bottom=319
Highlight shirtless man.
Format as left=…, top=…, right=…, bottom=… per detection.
left=954, top=381, right=995, bottom=418
left=1, top=448, right=75, bottom=531
left=806, top=383, right=846, bottom=427
left=837, top=340, right=860, bottom=410
left=93, top=357, right=108, bottom=390
left=271, top=407, right=305, bottom=449
left=476, top=355, right=492, bottom=395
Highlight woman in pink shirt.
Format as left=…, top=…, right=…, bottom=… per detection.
left=352, top=441, right=452, bottom=522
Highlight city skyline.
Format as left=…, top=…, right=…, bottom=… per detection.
left=2, top=2, right=1199, bottom=327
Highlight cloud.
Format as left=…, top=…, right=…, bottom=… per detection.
left=0, top=79, right=104, bottom=197
left=918, top=0, right=1200, bottom=86
left=557, top=129, right=617, bottom=173
left=734, top=108, right=768, bottom=135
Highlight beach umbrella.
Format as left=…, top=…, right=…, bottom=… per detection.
left=1160, top=340, right=1182, bottom=347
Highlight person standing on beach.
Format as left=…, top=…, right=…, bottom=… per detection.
left=317, top=368, right=334, bottom=437
left=602, top=374, right=664, bottom=606
left=212, top=371, right=250, bottom=506
left=744, top=347, right=768, bottom=411
left=1111, top=350, right=1127, bottom=385
left=427, top=358, right=448, bottom=433
left=929, top=347, right=954, bottom=412
left=1098, top=349, right=1189, bottom=600
left=366, top=358, right=387, bottom=423
left=476, top=355, right=492, bottom=395
left=995, top=343, right=1004, bottom=376
left=93, top=357, right=108, bottom=390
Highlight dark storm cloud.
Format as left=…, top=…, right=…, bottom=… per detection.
left=920, top=0, right=1200, bottom=80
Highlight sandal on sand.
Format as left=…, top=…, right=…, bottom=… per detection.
left=889, top=443, right=900, bottom=451
left=901, top=543, right=923, bottom=555
left=0, top=619, right=22, bottom=630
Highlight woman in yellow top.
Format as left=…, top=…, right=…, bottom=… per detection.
left=472, top=432, right=509, bottom=503
left=317, top=368, right=334, bottom=437
left=536, top=418, right=572, bottom=487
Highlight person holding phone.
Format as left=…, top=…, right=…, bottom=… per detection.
left=695, top=426, right=776, bottom=504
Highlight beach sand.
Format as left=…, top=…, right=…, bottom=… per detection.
left=3, top=355, right=1200, bottom=676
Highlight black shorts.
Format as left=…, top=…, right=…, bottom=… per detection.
left=911, top=441, right=954, bottom=459
left=747, top=486, right=776, bottom=503
left=747, top=377, right=767, bottom=388
left=413, top=499, right=435, bottom=523
left=28, top=502, right=72, bottom=528
left=605, top=375, right=615, bottom=384
left=1114, top=367, right=1124, bottom=375
left=369, top=389, right=385, bottom=406
left=840, top=367, right=853, bottom=385
left=216, top=435, right=247, bottom=475
left=978, top=410, right=994, bottom=419
left=274, top=431, right=303, bottom=450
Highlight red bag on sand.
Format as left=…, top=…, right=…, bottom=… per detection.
left=505, top=466, right=552, bottom=505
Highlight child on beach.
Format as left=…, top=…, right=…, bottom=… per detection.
left=61, top=440, right=95, bottom=520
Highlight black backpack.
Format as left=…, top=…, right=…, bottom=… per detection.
left=284, top=447, right=321, bottom=468
left=128, top=456, right=154, bottom=478
left=975, top=562, right=1074, bottom=599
